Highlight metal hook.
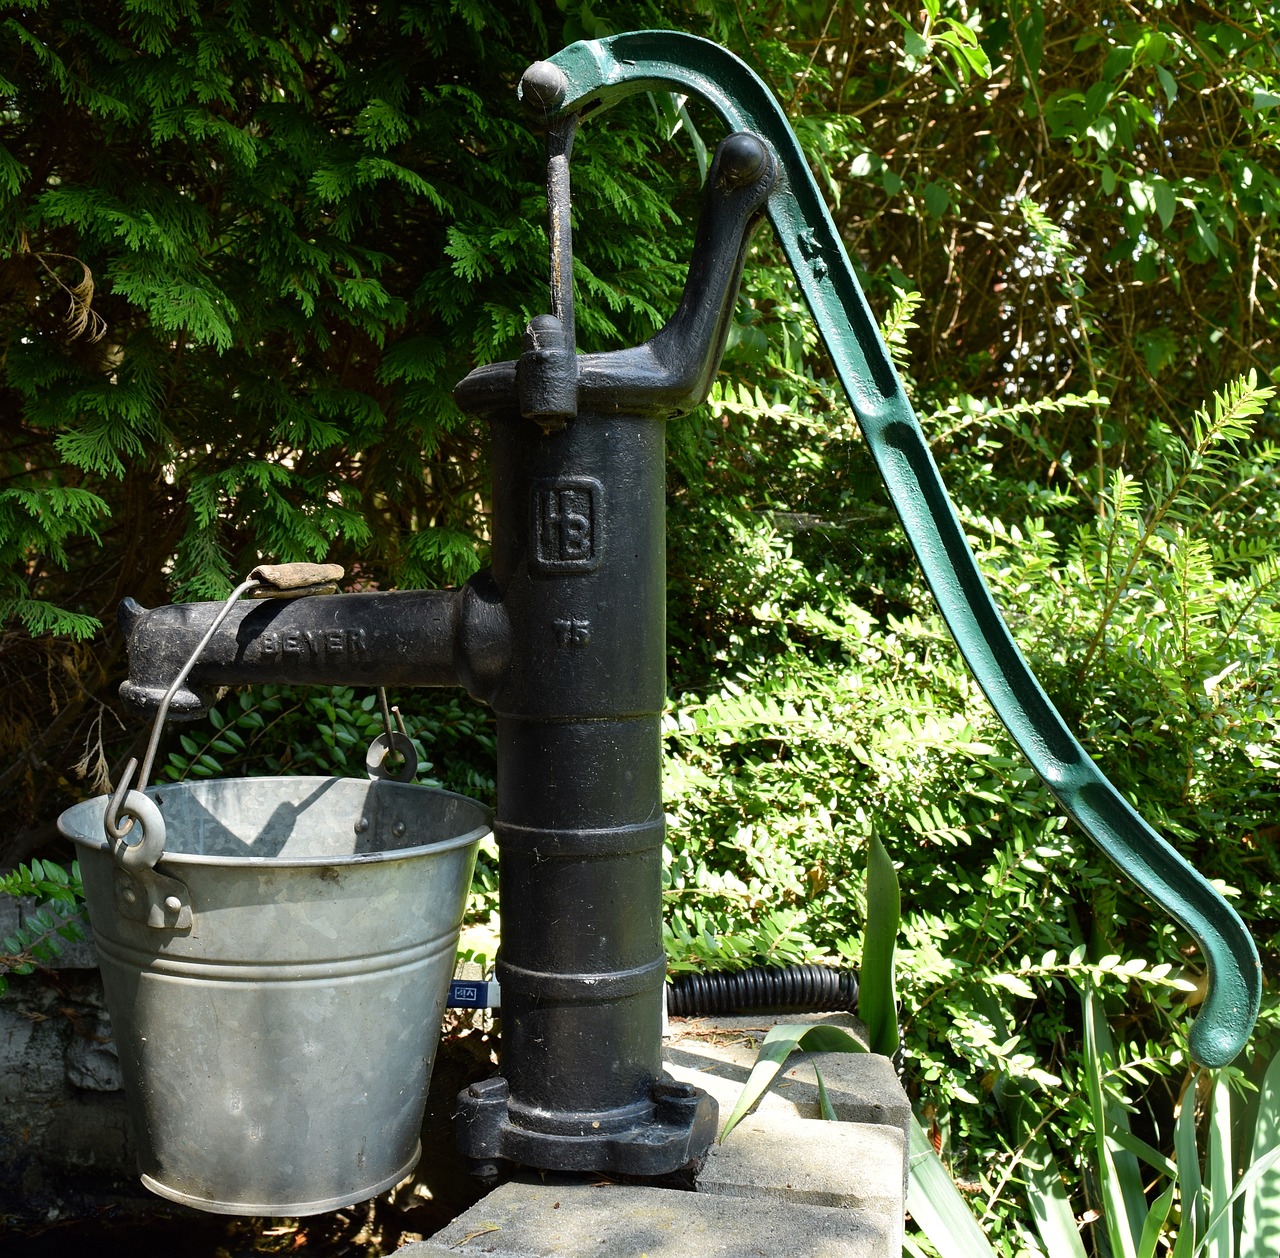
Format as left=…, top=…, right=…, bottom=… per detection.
left=367, top=688, right=417, bottom=782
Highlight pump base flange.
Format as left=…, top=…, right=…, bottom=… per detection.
left=455, top=1075, right=717, bottom=1178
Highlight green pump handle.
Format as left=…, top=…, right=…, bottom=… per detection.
left=532, top=30, right=1261, bottom=1068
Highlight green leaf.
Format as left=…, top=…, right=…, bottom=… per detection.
left=1088, top=115, right=1118, bottom=151
left=861, top=830, right=900, bottom=1057
left=720, top=1022, right=865, bottom=1141
left=1137, top=1181, right=1176, bottom=1258
left=1018, top=1121, right=1089, bottom=1258
left=1191, top=209, right=1220, bottom=258
left=906, top=1113, right=1001, bottom=1257
left=1195, top=1144, right=1280, bottom=1257
left=957, top=42, right=992, bottom=79
left=814, top=1063, right=838, bottom=1121
left=1110, top=1127, right=1178, bottom=1179
left=1171, top=1101, right=1201, bottom=1258
left=989, top=971, right=1036, bottom=999
left=1152, top=178, right=1176, bottom=230
left=923, top=181, right=950, bottom=218
left=1202, top=1071, right=1233, bottom=1258
left=1239, top=1047, right=1280, bottom=1253
left=1083, top=985, right=1143, bottom=1258
left=1016, top=7, right=1045, bottom=79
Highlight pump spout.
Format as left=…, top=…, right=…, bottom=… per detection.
left=118, top=577, right=510, bottom=718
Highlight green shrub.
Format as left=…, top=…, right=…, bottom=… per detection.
left=0, top=858, right=86, bottom=997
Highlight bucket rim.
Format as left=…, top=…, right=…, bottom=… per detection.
left=57, top=775, right=492, bottom=868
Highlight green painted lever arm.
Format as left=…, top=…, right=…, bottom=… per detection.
left=536, top=30, right=1261, bottom=1067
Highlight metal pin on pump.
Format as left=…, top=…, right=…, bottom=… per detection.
left=95, top=29, right=1258, bottom=1209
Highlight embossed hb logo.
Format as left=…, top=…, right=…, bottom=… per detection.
left=531, top=477, right=602, bottom=574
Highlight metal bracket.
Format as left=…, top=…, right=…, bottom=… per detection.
left=456, top=1074, right=718, bottom=1178
left=113, top=864, right=193, bottom=931
left=108, top=789, right=193, bottom=932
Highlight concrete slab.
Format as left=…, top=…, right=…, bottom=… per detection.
left=661, top=1022, right=906, bottom=1248
left=401, top=1021, right=909, bottom=1257
left=399, top=1176, right=897, bottom=1257
left=665, top=1013, right=911, bottom=1147
left=695, top=1111, right=905, bottom=1246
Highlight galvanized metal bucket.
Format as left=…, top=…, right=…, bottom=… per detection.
left=58, top=775, right=489, bottom=1216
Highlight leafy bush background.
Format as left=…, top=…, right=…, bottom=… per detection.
left=4, top=0, right=1280, bottom=1249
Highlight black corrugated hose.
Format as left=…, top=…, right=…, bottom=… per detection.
left=665, top=963, right=858, bottom=1018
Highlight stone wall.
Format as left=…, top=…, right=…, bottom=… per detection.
left=0, top=898, right=136, bottom=1219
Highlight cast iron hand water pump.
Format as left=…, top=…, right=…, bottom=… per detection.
left=107, top=31, right=1260, bottom=1189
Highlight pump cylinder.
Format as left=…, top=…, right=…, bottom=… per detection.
left=485, top=403, right=669, bottom=1138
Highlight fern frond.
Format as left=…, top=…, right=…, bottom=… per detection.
left=1076, top=372, right=1278, bottom=679
left=877, top=286, right=923, bottom=370
left=1189, top=369, right=1274, bottom=457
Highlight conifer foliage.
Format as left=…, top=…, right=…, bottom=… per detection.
left=0, top=0, right=689, bottom=833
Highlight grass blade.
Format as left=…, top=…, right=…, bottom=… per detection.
left=1196, top=1144, right=1280, bottom=1257
left=1022, top=1132, right=1089, bottom=1258
left=1083, top=984, right=1142, bottom=1258
left=907, top=1112, right=1001, bottom=1258
left=1174, top=1073, right=1205, bottom=1256
left=996, top=1078, right=1087, bottom=1258
left=861, top=829, right=900, bottom=1057
left=1137, top=1181, right=1176, bottom=1258
left=1239, top=1047, right=1280, bottom=1255
left=720, top=1021, right=864, bottom=1141
left=814, top=1062, right=838, bottom=1121
left=1201, top=1071, right=1233, bottom=1258
left=1110, top=1127, right=1179, bottom=1179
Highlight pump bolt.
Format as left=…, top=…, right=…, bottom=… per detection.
left=524, top=313, right=565, bottom=353
left=164, top=896, right=182, bottom=913
left=520, top=61, right=568, bottom=113
left=467, top=1076, right=509, bottom=1101
left=718, top=133, right=769, bottom=189
left=652, top=1080, right=698, bottom=1101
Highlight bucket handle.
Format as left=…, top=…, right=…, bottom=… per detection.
left=105, top=574, right=264, bottom=844
left=110, top=789, right=166, bottom=871
left=102, top=563, right=345, bottom=932
left=105, top=562, right=346, bottom=844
